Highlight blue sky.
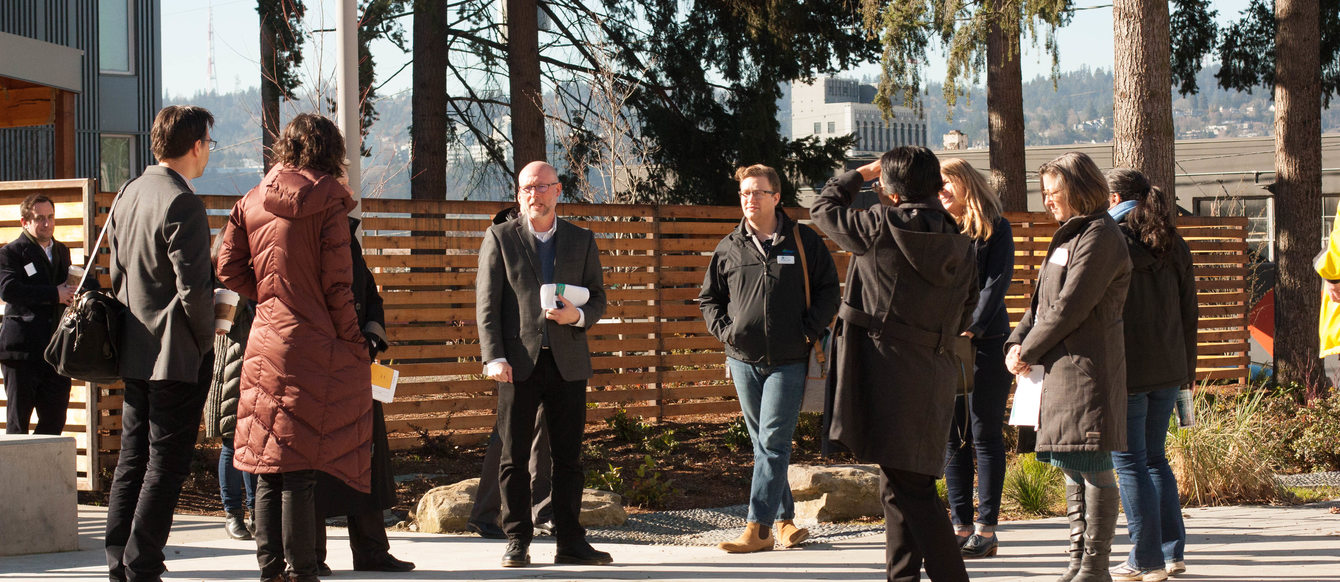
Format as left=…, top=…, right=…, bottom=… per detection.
left=161, top=0, right=1255, bottom=99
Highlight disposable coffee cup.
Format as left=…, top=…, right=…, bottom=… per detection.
left=214, top=289, right=241, bottom=334
left=65, top=265, right=84, bottom=288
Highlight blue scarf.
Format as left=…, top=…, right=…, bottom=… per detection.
left=1109, top=199, right=1138, bottom=221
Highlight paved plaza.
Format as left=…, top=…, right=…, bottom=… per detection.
left=1, top=503, right=1337, bottom=581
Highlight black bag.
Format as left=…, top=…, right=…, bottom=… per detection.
left=43, top=181, right=129, bottom=384
left=44, top=289, right=125, bottom=383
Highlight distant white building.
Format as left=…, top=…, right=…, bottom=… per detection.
left=790, top=77, right=927, bottom=155
left=943, top=130, right=969, bottom=150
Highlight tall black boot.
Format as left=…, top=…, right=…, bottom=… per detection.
left=1057, top=481, right=1086, bottom=582
left=1073, top=482, right=1118, bottom=582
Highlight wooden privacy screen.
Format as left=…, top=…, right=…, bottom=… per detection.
left=1, top=188, right=1251, bottom=478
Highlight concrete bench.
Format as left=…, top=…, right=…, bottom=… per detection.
left=0, top=434, right=78, bottom=555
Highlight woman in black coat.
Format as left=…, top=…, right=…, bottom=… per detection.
left=813, top=146, right=978, bottom=582
left=1106, top=168, right=1196, bottom=581
left=937, top=158, right=1015, bottom=559
left=1006, top=152, right=1131, bottom=582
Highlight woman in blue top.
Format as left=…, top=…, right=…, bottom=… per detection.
left=938, top=158, right=1015, bottom=559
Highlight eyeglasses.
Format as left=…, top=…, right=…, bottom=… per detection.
left=520, top=182, right=559, bottom=194
left=740, top=189, right=776, bottom=199
left=1042, top=189, right=1064, bottom=201
left=203, top=139, right=219, bottom=152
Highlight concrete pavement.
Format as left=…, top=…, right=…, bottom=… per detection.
left=1, top=503, right=1337, bottom=581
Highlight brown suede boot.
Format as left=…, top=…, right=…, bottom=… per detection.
left=774, top=520, right=810, bottom=548
left=718, top=522, right=774, bottom=553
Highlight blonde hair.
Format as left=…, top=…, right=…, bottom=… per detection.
left=734, top=164, right=781, bottom=194
left=941, top=158, right=1002, bottom=241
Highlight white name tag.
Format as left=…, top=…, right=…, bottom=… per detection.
left=23, top=263, right=36, bottom=277
left=778, top=255, right=796, bottom=264
left=1048, top=247, right=1070, bottom=267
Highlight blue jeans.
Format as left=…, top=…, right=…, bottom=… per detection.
left=1111, top=386, right=1186, bottom=568
left=726, top=358, right=805, bottom=524
left=944, top=335, right=1012, bottom=529
left=218, top=439, right=257, bottom=513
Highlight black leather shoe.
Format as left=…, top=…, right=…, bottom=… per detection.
left=316, top=562, right=333, bottom=577
left=961, top=533, right=999, bottom=558
left=533, top=520, right=555, bottom=537
left=354, top=553, right=415, bottom=572
left=555, top=540, right=613, bottom=565
left=501, top=539, right=531, bottom=567
left=225, top=510, right=252, bottom=540
left=467, top=520, right=507, bottom=540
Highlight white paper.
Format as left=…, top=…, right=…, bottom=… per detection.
left=1008, top=366, right=1045, bottom=427
left=371, top=363, right=399, bottom=404
left=1048, top=247, right=1070, bottom=266
left=540, top=283, right=590, bottom=310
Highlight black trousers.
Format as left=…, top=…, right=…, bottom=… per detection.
left=878, top=466, right=970, bottom=582
left=497, top=350, right=586, bottom=545
left=105, top=364, right=211, bottom=582
left=3, top=359, right=73, bottom=435
left=315, top=505, right=391, bottom=569
left=256, top=470, right=320, bottom=580
left=470, top=406, right=554, bottom=527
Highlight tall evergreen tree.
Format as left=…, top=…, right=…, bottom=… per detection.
left=258, top=0, right=306, bottom=171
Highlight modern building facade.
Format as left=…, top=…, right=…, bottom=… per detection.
left=790, top=77, right=927, bottom=155
left=0, top=0, right=161, bottom=191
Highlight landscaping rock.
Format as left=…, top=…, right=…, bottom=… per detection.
left=788, top=464, right=883, bottom=522
left=580, top=489, right=627, bottom=527
left=413, top=479, right=627, bottom=532
left=412, top=478, right=478, bottom=534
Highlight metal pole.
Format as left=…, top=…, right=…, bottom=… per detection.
left=336, top=0, right=361, bottom=217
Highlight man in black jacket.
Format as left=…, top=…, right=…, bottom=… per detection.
left=0, top=193, right=83, bottom=434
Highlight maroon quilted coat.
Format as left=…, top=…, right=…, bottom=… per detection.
left=217, top=165, right=372, bottom=492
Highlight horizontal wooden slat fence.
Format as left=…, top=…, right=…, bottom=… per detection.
left=2, top=185, right=1251, bottom=476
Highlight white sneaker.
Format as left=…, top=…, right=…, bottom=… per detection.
left=1166, top=561, right=1186, bottom=576
left=1111, top=562, right=1169, bottom=581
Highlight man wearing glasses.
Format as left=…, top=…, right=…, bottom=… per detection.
left=105, top=105, right=217, bottom=582
left=476, top=161, right=610, bottom=568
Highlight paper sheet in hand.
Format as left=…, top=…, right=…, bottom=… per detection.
left=540, top=283, right=589, bottom=309
left=1008, top=366, right=1044, bottom=427
left=371, top=363, right=399, bottom=403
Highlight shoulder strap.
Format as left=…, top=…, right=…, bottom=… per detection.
left=793, top=223, right=810, bottom=309
left=78, top=178, right=134, bottom=291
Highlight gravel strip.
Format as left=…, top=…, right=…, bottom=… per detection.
left=1275, top=471, right=1340, bottom=488
left=585, top=505, right=884, bottom=547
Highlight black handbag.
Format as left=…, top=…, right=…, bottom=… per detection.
left=43, top=183, right=129, bottom=384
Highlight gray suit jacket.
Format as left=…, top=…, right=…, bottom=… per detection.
left=109, top=165, right=215, bottom=382
left=476, top=216, right=605, bottom=383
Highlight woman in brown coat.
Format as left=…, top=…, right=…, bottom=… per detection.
left=1006, top=152, right=1131, bottom=582
left=218, top=113, right=372, bottom=582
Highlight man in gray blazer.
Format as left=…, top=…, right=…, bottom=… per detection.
left=104, top=105, right=217, bottom=582
left=476, top=161, right=609, bottom=568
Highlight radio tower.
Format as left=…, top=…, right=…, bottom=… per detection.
left=207, top=0, right=218, bottom=94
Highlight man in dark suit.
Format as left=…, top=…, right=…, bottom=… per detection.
left=104, top=105, right=217, bottom=582
left=476, top=161, right=609, bottom=568
left=0, top=193, right=81, bottom=434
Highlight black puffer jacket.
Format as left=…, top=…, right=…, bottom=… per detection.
left=1118, top=217, right=1198, bottom=392
left=699, top=211, right=840, bottom=366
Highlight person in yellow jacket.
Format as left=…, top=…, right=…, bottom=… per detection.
left=1315, top=216, right=1340, bottom=357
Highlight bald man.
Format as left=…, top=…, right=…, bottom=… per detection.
left=476, top=162, right=610, bottom=567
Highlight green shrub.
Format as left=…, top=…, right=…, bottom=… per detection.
left=1003, top=453, right=1063, bottom=516
left=606, top=408, right=651, bottom=444
left=646, top=429, right=678, bottom=454
left=935, top=478, right=949, bottom=507
left=585, top=462, right=623, bottom=493
left=792, top=412, right=824, bottom=454
left=1166, top=389, right=1282, bottom=505
left=621, top=455, right=680, bottom=508
left=723, top=416, right=752, bottom=452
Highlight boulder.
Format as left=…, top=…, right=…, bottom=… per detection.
left=412, top=479, right=628, bottom=532
left=579, top=488, right=627, bottom=527
left=413, top=478, right=479, bottom=534
left=788, top=464, right=883, bottom=523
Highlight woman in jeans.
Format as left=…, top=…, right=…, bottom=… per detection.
left=1006, top=152, right=1131, bottom=582
left=938, top=158, right=1015, bottom=558
left=1106, top=168, right=1196, bottom=581
left=699, top=164, right=840, bottom=553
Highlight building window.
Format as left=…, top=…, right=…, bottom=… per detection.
left=813, top=122, right=821, bottom=135
left=100, top=135, right=135, bottom=191
left=99, top=0, right=133, bottom=74
left=827, top=121, right=835, bottom=134
left=1195, top=195, right=1274, bottom=260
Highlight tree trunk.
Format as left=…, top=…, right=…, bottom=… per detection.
left=411, top=0, right=448, bottom=200
left=1272, top=0, right=1323, bottom=388
left=507, top=0, right=545, bottom=175
left=986, top=5, right=1027, bottom=212
left=260, top=11, right=280, bottom=172
left=1112, top=0, right=1176, bottom=199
